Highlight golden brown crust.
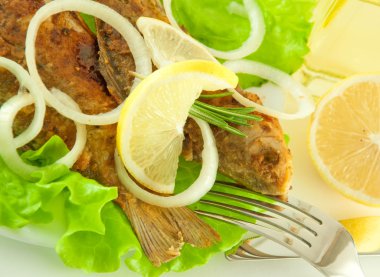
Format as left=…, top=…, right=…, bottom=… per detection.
left=184, top=92, right=292, bottom=196
left=95, top=0, right=168, bottom=102
left=0, top=0, right=117, bottom=176
left=0, top=0, right=220, bottom=266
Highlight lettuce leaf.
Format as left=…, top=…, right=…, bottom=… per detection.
left=171, top=0, right=317, bottom=87
left=0, top=136, right=125, bottom=271
left=0, top=137, right=246, bottom=276
left=81, top=0, right=315, bottom=88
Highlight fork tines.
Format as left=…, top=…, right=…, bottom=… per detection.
left=197, top=182, right=365, bottom=277
left=195, top=182, right=322, bottom=249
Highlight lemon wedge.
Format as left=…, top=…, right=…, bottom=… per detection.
left=136, top=17, right=216, bottom=68
left=340, top=217, right=380, bottom=252
left=117, top=60, right=238, bottom=194
left=309, top=75, right=380, bottom=206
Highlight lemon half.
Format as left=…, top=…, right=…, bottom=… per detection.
left=309, top=75, right=380, bottom=206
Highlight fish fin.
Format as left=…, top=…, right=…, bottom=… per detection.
left=166, top=207, right=220, bottom=248
left=121, top=192, right=220, bottom=266
left=95, top=19, right=134, bottom=103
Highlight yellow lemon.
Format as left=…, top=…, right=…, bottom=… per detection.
left=340, top=217, right=380, bottom=252
left=309, top=75, right=380, bottom=206
left=136, top=17, right=216, bottom=68
left=116, top=60, right=238, bottom=194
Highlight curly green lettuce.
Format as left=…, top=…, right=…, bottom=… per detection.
left=171, top=0, right=316, bottom=87
left=0, top=136, right=245, bottom=276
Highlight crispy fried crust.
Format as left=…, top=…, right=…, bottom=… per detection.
left=184, top=92, right=292, bottom=196
left=0, top=0, right=120, bottom=182
left=95, top=0, right=168, bottom=102
left=0, top=0, right=219, bottom=266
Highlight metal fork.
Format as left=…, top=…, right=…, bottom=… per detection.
left=195, top=182, right=365, bottom=277
left=227, top=238, right=380, bottom=262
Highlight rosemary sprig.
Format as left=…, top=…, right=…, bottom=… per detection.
left=189, top=100, right=262, bottom=137
left=199, top=91, right=234, bottom=99
left=128, top=71, right=262, bottom=137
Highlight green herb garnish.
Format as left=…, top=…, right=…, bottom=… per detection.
left=284, top=133, right=290, bottom=145
left=129, top=70, right=263, bottom=137
left=80, top=13, right=96, bottom=34
left=190, top=99, right=262, bottom=137
left=199, top=91, right=234, bottom=98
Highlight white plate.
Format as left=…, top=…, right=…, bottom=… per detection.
left=1, top=117, right=380, bottom=276
left=1, top=235, right=380, bottom=277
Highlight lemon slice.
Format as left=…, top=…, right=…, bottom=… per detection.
left=136, top=17, right=216, bottom=68
left=309, top=75, right=380, bottom=206
left=340, top=217, right=380, bottom=252
left=117, top=60, right=238, bottom=194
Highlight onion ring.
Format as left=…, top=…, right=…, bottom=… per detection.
left=0, top=57, right=46, bottom=148
left=163, top=0, right=265, bottom=60
left=0, top=92, right=87, bottom=178
left=115, top=117, right=218, bottom=208
left=25, top=0, right=152, bottom=125
left=224, top=60, right=315, bottom=120
left=0, top=94, right=38, bottom=177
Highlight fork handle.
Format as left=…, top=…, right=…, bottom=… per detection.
left=225, top=216, right=365, bottom=277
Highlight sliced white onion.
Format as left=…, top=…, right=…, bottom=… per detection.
left=245, top=83, right=286, bottom=112
left=163, top=0, right=265, bottom=60
left=224, top=60, right=315, bottom=120
left=0, top=57, right=46, bottom=148
left=0, top=94, right=39, bottom=177
left=0, top=92, right=87, bottom=178
left=25, top=0, right=152, bottom=125
left=115, top=117, right=218, bottom=208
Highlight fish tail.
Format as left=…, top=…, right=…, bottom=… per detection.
left=121, top=192, right=220, bottom=266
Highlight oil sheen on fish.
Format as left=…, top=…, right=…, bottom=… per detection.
left=95, top=0, right=293, bottom=196
left=0, top=0, right=219, bottom=267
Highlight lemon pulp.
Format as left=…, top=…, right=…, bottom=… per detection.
left=309, top=75, right=380, bottom=205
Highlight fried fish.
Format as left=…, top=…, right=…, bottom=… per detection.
left=0, top=0, right=218, bottom=267
left=94, top=0, right=292, bottom=196
left=0, top=0, right=292, bottom=267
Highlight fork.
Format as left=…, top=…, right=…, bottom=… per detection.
left=195, top=182, right=365, bottom=277
left=227, top=238, right=380, bottom=262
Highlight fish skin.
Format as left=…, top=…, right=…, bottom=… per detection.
left=0, top=0, right=219, bottom=267
left=95, top=0, right=293, bottom=196
left=95, top=0, right=168, bottom=103
left=185, top=93, right=292, bottom=196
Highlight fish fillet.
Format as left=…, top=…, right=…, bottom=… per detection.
left=0, top=0, right=293, bottom=268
